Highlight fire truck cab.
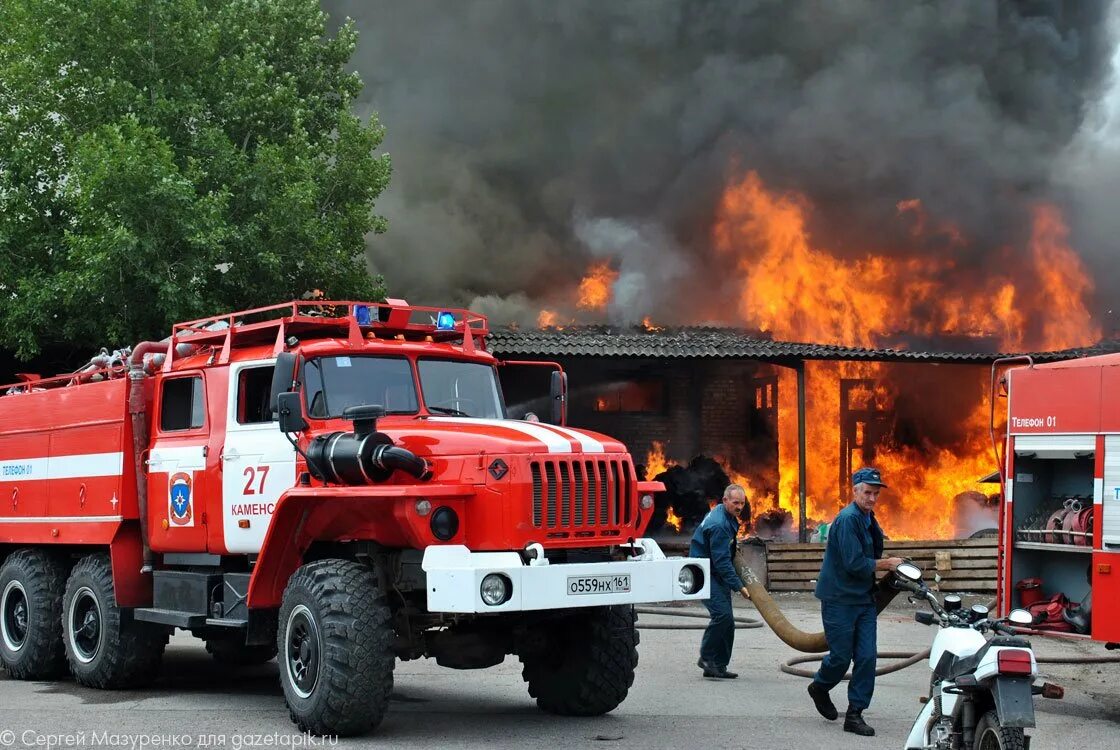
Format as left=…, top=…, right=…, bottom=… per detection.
left=997, top=353, right=1120, bottom=645
left=0, top=300, right=709, bottom=736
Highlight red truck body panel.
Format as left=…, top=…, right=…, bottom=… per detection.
left=1002, top=354, right=1120, bottom=643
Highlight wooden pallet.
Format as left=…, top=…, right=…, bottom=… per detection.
left=767, top=538, right=998, bottom=593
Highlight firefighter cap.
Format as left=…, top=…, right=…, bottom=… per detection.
left=852, top=467, right=888, bottom=488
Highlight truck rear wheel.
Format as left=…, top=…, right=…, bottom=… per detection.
left=0, top=549, right=68, bottom=679
left=62, top=554, right=167, bottom=688
left=520, top=605, right=639, bottom=716
left=277, top=560, right=394, bottom=737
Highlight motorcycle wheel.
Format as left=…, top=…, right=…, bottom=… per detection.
left=974, top=710, right=1026, bottom=750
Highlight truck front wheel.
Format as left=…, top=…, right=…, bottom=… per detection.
left=277, top=560, right=395, bottom=737
left=0, top=549, right=68, bottom=679
left=62, top=554, right=167, bottom=688
left=520, top=605, right=639, bottom=716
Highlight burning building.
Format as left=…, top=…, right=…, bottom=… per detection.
left=490, top=324, right=1117, bottom=543
left=489, top=174, right=1113, bottom=544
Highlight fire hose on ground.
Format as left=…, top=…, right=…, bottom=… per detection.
left=635, top=551, right=1120, bottom=680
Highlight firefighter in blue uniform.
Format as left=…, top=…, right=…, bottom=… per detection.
left=689, top=484, right=751, bottom=679
left=806, top=467, right=904, bottom=736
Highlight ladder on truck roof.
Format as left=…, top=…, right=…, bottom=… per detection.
left=164, top=299, right=491, bottom=370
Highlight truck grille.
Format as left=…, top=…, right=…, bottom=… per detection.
left=530, top=458, right=632, bottom=530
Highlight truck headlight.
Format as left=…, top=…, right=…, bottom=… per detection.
left=480, top=574, right=512, bottom=606
left=639, top=494, right=654, bottom=510
left=678, top=564, right=704, bottom=595
left=430, top=507, right=459, bottom=540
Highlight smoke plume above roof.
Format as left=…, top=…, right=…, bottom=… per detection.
left=326, top=0, right=1116, bottom=335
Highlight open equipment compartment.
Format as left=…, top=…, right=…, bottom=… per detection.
left=1008, top=438, right=1094, bottom=617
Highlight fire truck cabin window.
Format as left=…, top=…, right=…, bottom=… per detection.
left=161, top=376, right=205, bottom=431
left=237, top=366, right=275, bottom=424
left=303, top=356, right=419, bottom=418
left=417, top=359, right=504, bottom=419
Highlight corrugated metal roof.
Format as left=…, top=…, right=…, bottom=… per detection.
left=486, top=326, right=1120, bottom=364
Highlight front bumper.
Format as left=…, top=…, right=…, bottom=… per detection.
left=421, top=539, right=710, bottom=613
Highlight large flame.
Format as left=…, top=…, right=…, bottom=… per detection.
left=576, top=261, right=618, bottom=310
left=645, top=440, right=675, bottom=480
left=710, top=170, right=1099, bottom=540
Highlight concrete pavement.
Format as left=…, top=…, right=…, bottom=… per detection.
left=2, top=593, right=1118, bottom=749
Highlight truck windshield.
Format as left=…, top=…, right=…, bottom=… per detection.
left=303, top=356, right=419, bottom=418
left=417, top=359, right=504, bottom=419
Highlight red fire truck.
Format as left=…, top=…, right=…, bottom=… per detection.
left=996, top=353, right=1120, bottom=645
left=0, top=300, right=708, bottom=736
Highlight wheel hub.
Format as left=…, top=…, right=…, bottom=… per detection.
left=285, top=605, right=320, bottom=699
left=69, top=588, right=103, bottom=663
left=1, top=581, right=29, bottom=652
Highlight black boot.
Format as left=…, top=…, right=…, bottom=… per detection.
left=698, top=657, right=738, bottom=679
left=807, top=682, right=837, bottom=720
left=843, top=709, right=875, bottom=736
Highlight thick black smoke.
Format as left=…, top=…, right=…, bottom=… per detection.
left=325, top=1, right=1114, bottom=331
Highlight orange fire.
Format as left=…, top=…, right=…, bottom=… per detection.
left=710, top=170, right=1099, bottom=540
left=665, top=506, right=684, bottom=532
left=576, top=261, right=619, bottom=310
left=645, top=440, right=676, bottom=480
left=537, top=309, right=558, bottom=328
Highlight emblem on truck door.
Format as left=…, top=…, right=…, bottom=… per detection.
left=169, top=472, right=194, bottom=527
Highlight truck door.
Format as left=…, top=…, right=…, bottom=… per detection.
left=219, top=360, right=295, bottom=554
left=148, top=372, right=211, bottom=552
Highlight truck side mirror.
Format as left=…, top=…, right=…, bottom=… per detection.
left=277, top=392, right=308, bottom=433
left=270, top=351, right=299, bottom=416
left=550, top=370, right=568, bottom=425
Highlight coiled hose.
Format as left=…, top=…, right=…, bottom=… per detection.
left=639, top=551, right=1120, bottom=680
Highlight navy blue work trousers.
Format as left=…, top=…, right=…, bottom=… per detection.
left=700, top=584, right=735, bottom=668
left=812, top=601, right=877, bottom=711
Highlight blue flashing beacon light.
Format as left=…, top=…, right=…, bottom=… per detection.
left=354, top=305, right=372, bottom=325
left=436, top=311, right=456, bottom=331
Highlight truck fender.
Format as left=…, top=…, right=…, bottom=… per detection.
left=246, top=484, right=476, bottom=608
left=109, top=521, right=152, bottom=607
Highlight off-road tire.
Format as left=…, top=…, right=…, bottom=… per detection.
left=520, top=605, right=639, bottom=716
left=973, top=710, right=1027, bottom=750
left=0, top=549, right=68, bottom=679
left=62, top=554, right=167, bottom=688
left=205, top=637, right=278, bottom=666
left=277, top=559, right=394, bottom=737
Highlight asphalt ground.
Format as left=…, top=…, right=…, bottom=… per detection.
left=2, top=593, right=1118, bottom=749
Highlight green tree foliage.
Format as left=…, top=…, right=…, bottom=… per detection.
left=0, top=0, right=389, bottom=358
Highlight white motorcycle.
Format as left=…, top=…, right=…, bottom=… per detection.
left=893, top=562, right=1063, bottom=750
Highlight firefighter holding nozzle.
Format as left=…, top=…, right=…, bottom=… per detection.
left=807, top=467, right=904, bottom=737
left=689, top=484, right=751, bottom=679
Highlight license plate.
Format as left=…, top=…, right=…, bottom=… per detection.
left=567, top=574, right=631, bottom=595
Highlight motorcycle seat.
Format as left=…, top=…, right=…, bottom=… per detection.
left=933, top=636, right=1031, bottom=683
